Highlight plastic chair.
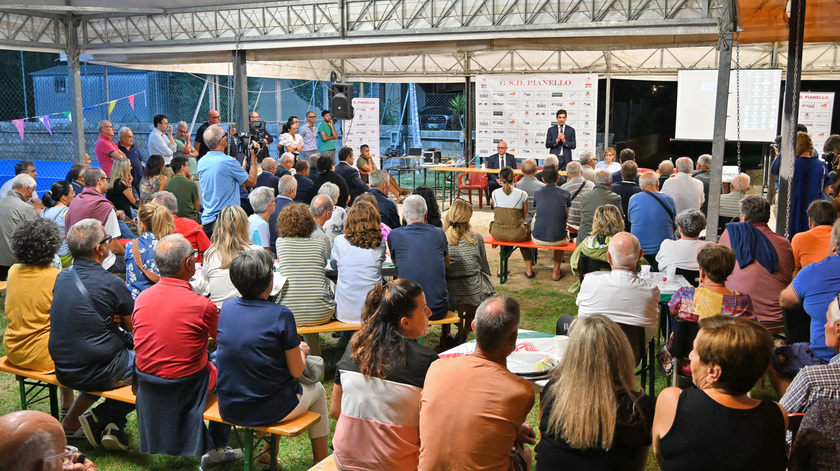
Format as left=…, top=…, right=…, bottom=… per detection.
left=578, top=253, right=611, bottom=282
left=617, top=323, right=655, bottom=398
left=671, top=318, right=700, bottom=387
left=675, top=268, right=701, bottom=287
left=784, top=307, right=812, bottom=344
left=456, top=167, right=489, bottom=208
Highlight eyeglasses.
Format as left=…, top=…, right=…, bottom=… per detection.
left=209, top=115, right=221, bottom=120
left=99, top=177, right=110, bottom=183
left=99, top=235, right=113, bottom=246
left=455, top=197, right=473, bottom=206
left=44, top=445, right=79, bottom=465
left=186, top=249, right=199, bottom=262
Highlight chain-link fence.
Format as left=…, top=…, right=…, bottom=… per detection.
left=0, top=50, right=467, bottom=192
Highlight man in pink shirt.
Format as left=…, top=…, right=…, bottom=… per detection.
left=95, top=120, right=125, bottom=177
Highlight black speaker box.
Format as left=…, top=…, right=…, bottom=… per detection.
left=331, top=83, right=354, bottom=120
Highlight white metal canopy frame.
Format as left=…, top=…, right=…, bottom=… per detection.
left=0, top=1, right=837, bottom=80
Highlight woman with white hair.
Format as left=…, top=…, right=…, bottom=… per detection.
left=656, top=209, right=709, bottom=272
left=318, top=182, right=347, bottom=246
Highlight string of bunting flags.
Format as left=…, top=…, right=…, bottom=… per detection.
left=10, top=90, right=147, bottom=141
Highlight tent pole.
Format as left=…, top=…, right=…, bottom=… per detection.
left=233, top=49, right=249, bottom=141
left=465, top=75, right=472, bottom=164
left=64, top=14, right=85, bottom=165
left=776, top=0, right=806, bottom=238
left=188, top=77, right=210, bottom=134
left=706, top=0, right=734, bottom=242
left=603, top=52, right=611, bottom=156
left=276, top=78, right=283, bottom=137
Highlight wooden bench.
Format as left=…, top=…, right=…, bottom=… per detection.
left=0, top=356, right=319, bottom=471
left=297, top=311, right=463, bottom=349
left=298, top=310, right=461, bottom=335
left=483, top=235, right=577, bottom=284
left=309, top=454, right=338, bottom=470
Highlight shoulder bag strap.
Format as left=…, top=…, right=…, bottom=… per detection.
left=131, top=240, right=160, bottom=284
left=644, top=191, right=676, bottom=228
left=70, top=267, right=121, bottom=332
left=570, top=180, right=588, bottom=201
left=47, top=206, right=68, bottom=223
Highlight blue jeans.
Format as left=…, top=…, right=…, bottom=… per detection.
left=118, top=220, right=136, bottom=240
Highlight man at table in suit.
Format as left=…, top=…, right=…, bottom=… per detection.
left=545, top=109, right=576, bottom=170
left=335, top=146, right=369, bottom=206
left=487, top=141, right=517, bottom=194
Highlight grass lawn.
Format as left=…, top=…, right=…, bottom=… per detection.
left=0, top=280, right=779, bottom=470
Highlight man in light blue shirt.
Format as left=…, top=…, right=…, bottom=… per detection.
left=299, top=111, right=319, bottom=159
left=627, top=171, right=676, bottom=265
left=197, top=124, right=258, bottom=238
left=148, top=114, right=177, bottom=165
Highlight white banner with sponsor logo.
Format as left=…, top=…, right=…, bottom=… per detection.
left=343, top=98, right=381, bottom=168
left=798, top=92, right=834, bottom=154
left=474, top=74, right=598, bottom=161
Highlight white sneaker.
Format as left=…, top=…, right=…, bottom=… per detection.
left=200, top=446, right=244, bottom=470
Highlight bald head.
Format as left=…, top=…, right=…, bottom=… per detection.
left=261, top=158, right=277, bottom=173
left=731, top=172, right=751, bottom=193
left=474, top=294, right=521, bottom=355
left=521, top=159, right=537, bottom=176
left=607, top=232, right=643, bottom=270
left=659, top=160, right=674, bottom=177
left=0, top=410, right=65, bottom=471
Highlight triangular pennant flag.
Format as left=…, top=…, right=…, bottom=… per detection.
left=38, top=115, right=52, bottom=135
left=108, top=100, right=117, bottom=115
left=63, top=111, right=72, bottom=122
left=128, top=94, right=135, bottom=110
left=12, top=119, right=24, bottom=141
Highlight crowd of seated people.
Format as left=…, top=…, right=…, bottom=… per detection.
left=6, top=129, right=840, bottom=471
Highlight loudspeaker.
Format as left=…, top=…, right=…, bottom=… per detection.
left=331, top=83, right=354, bottom=120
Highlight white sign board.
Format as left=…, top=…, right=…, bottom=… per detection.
left=799, top=92, right=835, bottom=153
left=675, top=69, right=782, bottom=142
left=343, top=98, right=381, bottom=168
left=474, top=74, right=598, bottom=161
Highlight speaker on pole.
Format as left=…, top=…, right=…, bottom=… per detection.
left=331, top=83, right=354, bottom=120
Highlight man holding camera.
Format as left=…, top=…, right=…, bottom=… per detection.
left=197, top=125, right=258, bottom=239
left=249, top=111, right=273, bottom=163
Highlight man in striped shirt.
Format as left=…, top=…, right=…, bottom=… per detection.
left=780, top=297, right=840, bottom=414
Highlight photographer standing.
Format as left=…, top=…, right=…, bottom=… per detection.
left=249, top=111, right=273, bottom=163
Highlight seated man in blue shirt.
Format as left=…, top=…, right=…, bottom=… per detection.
left=388, top=195, right=450, bottom=321
left=628, top=172, right=677, bottom=266
left=774, top=219, right=840, bottom=396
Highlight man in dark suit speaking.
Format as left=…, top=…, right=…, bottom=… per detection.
left=545, top=109, right=576, bottom=170
left=486, top=141, right=517, bottom=194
